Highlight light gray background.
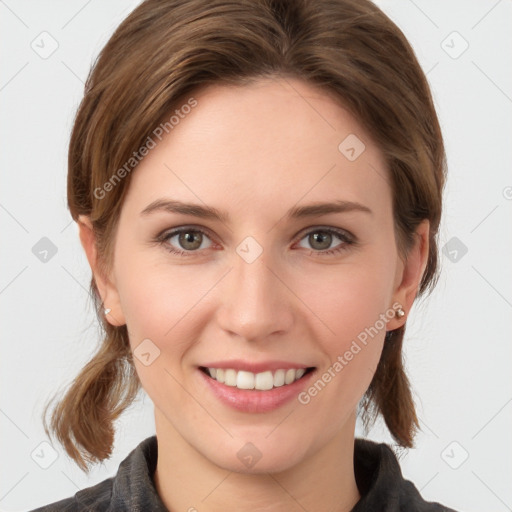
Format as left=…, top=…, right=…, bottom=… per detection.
left=1, top=1, right=511, bottom=511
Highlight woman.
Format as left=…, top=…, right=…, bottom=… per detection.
left=33, top=0, right=459, bottom=510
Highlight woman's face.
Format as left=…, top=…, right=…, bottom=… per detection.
left=89, top=77, right=426, bottom=473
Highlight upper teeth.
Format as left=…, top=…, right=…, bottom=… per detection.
left=207, top=368, right=307, bottom=390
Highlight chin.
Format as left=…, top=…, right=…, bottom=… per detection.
left=202, top=435, right=308, bottom=475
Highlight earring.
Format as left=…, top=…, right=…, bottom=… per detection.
left=395, top=307, right=405, bottom=318
left=104, top=308, right=111, bottom=315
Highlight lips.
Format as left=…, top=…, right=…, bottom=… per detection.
left=197, top=364, right=318, bottom=413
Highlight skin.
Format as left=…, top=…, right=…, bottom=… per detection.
left=78, top=76, right=429, bottom=512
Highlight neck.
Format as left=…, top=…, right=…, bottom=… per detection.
left=153, top=410, right=361, bottom=512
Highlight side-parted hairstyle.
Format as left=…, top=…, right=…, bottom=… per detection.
left=43, top=0, right=446, bottom=472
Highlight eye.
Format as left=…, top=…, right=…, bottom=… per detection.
left=295, top=227, right=354, bottom=256
left=157, top=227, right=214, bottom=256
left=155, top=225, right=355, bottom=258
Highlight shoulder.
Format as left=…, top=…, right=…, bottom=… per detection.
left=29, top=436, right=165, bottom=512
left=352, top=438, right=460, bottom=512
left=28, top=477, right=113, bottom=511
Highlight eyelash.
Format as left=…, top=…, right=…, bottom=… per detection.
left=155, top=225, right=356, bottom=258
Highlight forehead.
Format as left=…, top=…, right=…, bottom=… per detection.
left=122, top=77, right=392, bottom=221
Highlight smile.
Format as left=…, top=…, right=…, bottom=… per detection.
left=199, top=367, right=315, bottom=391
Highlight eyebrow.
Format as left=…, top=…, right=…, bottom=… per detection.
left=140, top=198, right=373, bottom=222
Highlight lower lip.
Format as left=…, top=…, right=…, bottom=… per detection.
left=197, top=368, right=317, bottom=413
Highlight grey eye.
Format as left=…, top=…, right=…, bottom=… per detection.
left=163, top=229, right=213, bottom=252
left=297, top=230, right=347, bottom=252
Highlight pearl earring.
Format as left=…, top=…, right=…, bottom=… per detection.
left=104, top=308, right=111, bottom=315
left=395, top=307, right=405, bottom=318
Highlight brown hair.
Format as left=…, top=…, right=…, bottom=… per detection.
left=42, top=0, right=446, bottom=472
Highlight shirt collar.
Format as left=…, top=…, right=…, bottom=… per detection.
left=106, top=435, right=451, bottom=511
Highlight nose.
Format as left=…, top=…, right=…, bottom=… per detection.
left=216, top=243, right=295, bottom=342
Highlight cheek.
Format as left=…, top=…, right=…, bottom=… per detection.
left=115, top=253, right=217, bottom=349
left=295, top=265, right=389, bottom=421
left=115, top=247, right=172, bottom=320
left=290, top=254, right=393, bottom=408
left=115, top=259, right=210, bottom=402
left=295, top=258, right=394, bottom=345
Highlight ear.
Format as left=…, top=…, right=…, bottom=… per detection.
left=387, top=219, right=430, bottom=331
left=77, top=215, right=126, bottom=326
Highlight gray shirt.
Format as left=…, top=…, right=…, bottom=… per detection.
left=30, top=436, right=459, bottom=511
